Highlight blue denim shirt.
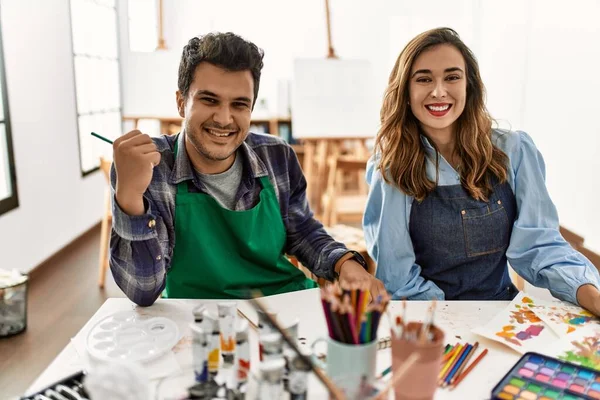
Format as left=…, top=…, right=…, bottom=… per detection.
left=110, top=132, right=351, bottom=306
left=363, top=129, right=600, bottom=304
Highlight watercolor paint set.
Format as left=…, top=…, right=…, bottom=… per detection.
left=492, top=352, right=600, bottom=400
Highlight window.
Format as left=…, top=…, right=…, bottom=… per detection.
left=69, top=0, right=122, bottom=175
left=128, top=0, right=158, bottom=52
left=0, top=21, right=18, bottom=216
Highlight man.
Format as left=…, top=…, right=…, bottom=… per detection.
left=110, top=32, right=385, bottom=306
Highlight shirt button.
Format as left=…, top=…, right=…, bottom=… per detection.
left=148, top=219, right=156, bottom=229
left=156, top=255, right=162, bottom=261
left=497, top=200, right=502, bottom=205
left=461, top=210, right=466, bottom=215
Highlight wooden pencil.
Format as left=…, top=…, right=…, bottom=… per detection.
left=449, top=342, right=478, bottom=385
left=438, top=343, right=464, bottom=383
left=442, top=343, right=472, bottom=387
left=441, top=342, right=460, bottom=364
left=449, top=348, right=489, bottom=390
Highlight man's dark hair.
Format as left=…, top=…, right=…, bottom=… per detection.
left=178, top=32, right=265, bottom=107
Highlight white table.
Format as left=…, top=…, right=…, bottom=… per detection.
left=27, top=288, right=522, bottom=399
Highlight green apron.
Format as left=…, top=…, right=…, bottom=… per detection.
left=164, top=139, right=317, bottom=299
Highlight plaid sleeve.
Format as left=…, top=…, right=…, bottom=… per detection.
left=109, top=164, right=168, bottom=306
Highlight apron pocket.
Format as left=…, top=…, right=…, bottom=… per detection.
left=461, top=204, right=510, bottom=257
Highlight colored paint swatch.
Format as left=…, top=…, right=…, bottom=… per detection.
left=492, top=352, right=600, bottom=400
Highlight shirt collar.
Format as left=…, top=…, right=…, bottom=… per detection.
left=419, top=134, right=436, bottom=153
left=169, top=131, right=269, bottom=185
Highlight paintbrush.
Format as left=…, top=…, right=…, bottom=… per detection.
left=90, top=132, right=114, bottom=144
left=249, top=290, right=345, bottom=400
left=237, top=308, right=258, bottom=331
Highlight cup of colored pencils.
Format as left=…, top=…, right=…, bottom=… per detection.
left=316, top=284, right=390, bottom=399
left=389, top=300, right=445, bottom=400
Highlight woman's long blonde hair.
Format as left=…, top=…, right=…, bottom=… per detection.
left=376, top=27, right=508, bottom=202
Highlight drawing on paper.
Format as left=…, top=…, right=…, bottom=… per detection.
left=472, top=293, right=558, bottom=354
left=550, top=324, right=600, bottom=371
left=527, top=301, right=599, bottom=337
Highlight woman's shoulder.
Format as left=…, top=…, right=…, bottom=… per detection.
left=366, top=154, right=412, bottom=202
left=492, top=129, right=538, bottom=160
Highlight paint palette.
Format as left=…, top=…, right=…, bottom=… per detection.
left=492, top=352, right=600, bottom=400
left=86, top=311, right=180, bottom=363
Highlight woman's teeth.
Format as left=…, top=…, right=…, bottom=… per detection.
left=426, top=104, right=450, bottom=111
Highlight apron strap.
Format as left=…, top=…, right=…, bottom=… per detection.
left=173, top=135, right=190, bottom=194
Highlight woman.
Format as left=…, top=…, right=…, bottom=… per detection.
left=363, top=27, right=600, bottom=311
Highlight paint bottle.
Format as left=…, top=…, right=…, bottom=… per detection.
left=189, top=323, right=209, bottom=383
left=218, top=301, right=238, bottom=365
left=282, top=318, right=299, bottom=392
left=192, top=304, right=206, bottom=325
left=287, top=347, right=312, bottom=400
left=260, top=332, right=283, bottom=362
left=202, top=310, right=221, bottom=377
left=235, top=318, right=250, bottom=388
left=257, top=358, right=286, bottom=400
left=257, top=308, right=278, bottom=361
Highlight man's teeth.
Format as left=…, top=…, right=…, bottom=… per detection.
left=427, top=105, right=450, bottom=112
left=207, top=129, right=234, bottom=137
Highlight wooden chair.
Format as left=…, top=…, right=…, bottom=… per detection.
left=98, top=157, right=112, bottom=288
left=301, top=137, right=371, bottom=219
left=321, top=155, right=369, bottom=227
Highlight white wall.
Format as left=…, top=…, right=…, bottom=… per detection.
left=0, top=0, right=594, bottom=274
left=0, top=0, right=105, bottom=273
left=119, top=0, right=600, bottom=252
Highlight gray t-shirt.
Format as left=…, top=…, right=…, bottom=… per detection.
left=195, top=153, right=243, bottom=210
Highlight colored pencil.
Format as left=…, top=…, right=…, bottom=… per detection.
left=443, top=343, right=472, bottom=387
left=90, top=132, right=113, bottom=144
left=438, top=343, right=463, bottom=381
left=449, top=348, right=489, bottom=390
left=441, top=342, right=460, bottom=364
left=449, top=342, right=478, bottom=386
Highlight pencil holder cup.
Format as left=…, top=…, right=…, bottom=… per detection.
left=391, top=322, right=444, bottom=400
left=311, top=337, right=377, bottom=400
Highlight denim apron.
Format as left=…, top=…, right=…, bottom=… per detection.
left=164, top=139, right=317, bottom=299
left=409, top=178, right=518, bottom=300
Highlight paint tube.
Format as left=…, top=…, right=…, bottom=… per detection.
left=258, top=358, right=286, bottom=400
left=287, top=347, right=312, bottom=400
left=257, top=308, right=278, bottom=361
left=217, top=301, right=238, bottom=365
left=235, top=318, right=250, bottom=387
left=189, top=323, right=209, bottom=383
left=201, top=309, right=221, bottom=376
left=260, top=332, right=283, bottom=361
left=282, top=318, right=299, bottom=392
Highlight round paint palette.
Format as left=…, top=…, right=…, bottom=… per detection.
left=86, top=311, right=180, bottom=363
